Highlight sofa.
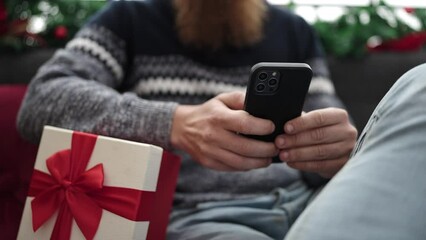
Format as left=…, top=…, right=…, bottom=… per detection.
left=329, top=50, right=426, bottom=132
left=0, top=48, right=425, bottom=239
left=0, top=85, right=38, bottom=240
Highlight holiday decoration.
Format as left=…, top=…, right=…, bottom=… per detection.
left=54, top=25, right=68, bottom=40
left=17, top=126, right=181, bottom=240
left=1, top=0, right=106, bottom=52
left=313, top=1, right=426, bottom=58
left=1, top=0, right=426, bottom=58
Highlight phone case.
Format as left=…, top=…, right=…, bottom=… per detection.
left=244, top=62, right=312, bottom=162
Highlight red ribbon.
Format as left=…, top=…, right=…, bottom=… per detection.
left=28, top=132, right=157, bottom=240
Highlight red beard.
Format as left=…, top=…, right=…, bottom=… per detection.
left=173, top=0, right=267, bottom=49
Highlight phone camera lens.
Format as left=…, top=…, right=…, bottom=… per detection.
left=256, top=83, right=266, bottom=92
left=268, top=78, right=277, bottom=86
left=258, top=72, right=268, bottom=81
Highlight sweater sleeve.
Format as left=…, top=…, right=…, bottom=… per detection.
left=17, top=1, right=178, bottom=149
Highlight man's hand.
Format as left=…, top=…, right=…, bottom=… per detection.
left=171, top=91, right=278, bottom=171
left=275, top=108, right=358, bottom=178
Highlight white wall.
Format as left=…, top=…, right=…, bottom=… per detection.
left=268, top=0, right=425, bottom=30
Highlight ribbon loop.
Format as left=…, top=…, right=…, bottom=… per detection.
left=29, top=132, right=102, bottom=240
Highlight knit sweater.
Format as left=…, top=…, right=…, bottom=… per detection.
left=17, top=0, right=345, bottom=208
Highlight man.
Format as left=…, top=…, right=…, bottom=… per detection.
left=17, top=0, right=356, bottom=239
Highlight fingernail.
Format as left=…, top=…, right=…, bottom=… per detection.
left=270, top=122, right=276, bottom=132
left=285, top=124, right=294, bottom=133
left=281, top=151, right=289, bottom=160
left=277, top=138, right=285, bottom=147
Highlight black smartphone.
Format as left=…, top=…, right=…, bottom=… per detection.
left=244, top=62, right=312, bottom=162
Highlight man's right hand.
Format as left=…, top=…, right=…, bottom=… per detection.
left=171, top=91, right=278, bottom=171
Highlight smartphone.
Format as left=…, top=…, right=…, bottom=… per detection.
left=244, top=62, right=312, bottom=162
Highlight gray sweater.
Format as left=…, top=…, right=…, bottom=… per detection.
left=17, top=0, right=345, bottom=208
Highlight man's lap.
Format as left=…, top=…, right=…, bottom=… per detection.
left=167, top=181, right=315, bottom=240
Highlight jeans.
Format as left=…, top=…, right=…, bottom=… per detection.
left=167, top=181, right=316, bottom=240
left=285, top=63, right=426, bottom=240
left=168, top=63, right=426, bottom=240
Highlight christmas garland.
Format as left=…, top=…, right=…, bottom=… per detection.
left=313, top=1, right=426, bottom=58
left=0, top=0, right=106, bottom=53
left=1, top=0, right=426, bottom=58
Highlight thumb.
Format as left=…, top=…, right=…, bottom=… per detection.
left=216, top=91, right=246, bottom=110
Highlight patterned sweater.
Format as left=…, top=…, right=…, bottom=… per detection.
left=18, top=0, right=345, bottom=208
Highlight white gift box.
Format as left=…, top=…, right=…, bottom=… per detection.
left=17, top=126, right=180, bottom=240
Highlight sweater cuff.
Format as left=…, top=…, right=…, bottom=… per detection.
left=128, top=94, right=179, bottom=150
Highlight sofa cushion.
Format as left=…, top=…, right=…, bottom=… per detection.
left=0, top=85, right=38, bottom=240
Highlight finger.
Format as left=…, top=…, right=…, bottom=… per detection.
left=276, top=123, right=357, bottom=149
left=202, top=146, right=272, bottom=171
left=214, top=92, right=275, bottom=136
left=216, top=109, right=275, bottom=136
left=216, top=91, right=246, bottom=110
left=279, top=141, right=353, bottom=162
left=203, top=126, right=278, bottom=158
left=218, top=130, right=278, bottom=158
left=286, top=157, right=346, bottom=177
left=199, top=157, right=240, bottom=172
left=284, top=108, right=350, bottom=134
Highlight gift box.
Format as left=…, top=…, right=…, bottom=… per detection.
left=17, top=126, right=181, bottom=240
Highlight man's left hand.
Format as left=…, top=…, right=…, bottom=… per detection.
left=275, top=108, right=358, bottom=178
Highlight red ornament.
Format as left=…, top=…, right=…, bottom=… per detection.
left=404, top=7, right=415, bottom=14
left=54, top=25, right=68, bottom=39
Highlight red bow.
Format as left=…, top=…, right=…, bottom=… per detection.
left=28, top=132, right=156, bottom=240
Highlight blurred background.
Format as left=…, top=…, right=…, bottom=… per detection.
left=0, top=0, right=106, bottom=53
left=1, top=0, right=425, bottom=57
left=1, top=0, right=426, bottom=131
